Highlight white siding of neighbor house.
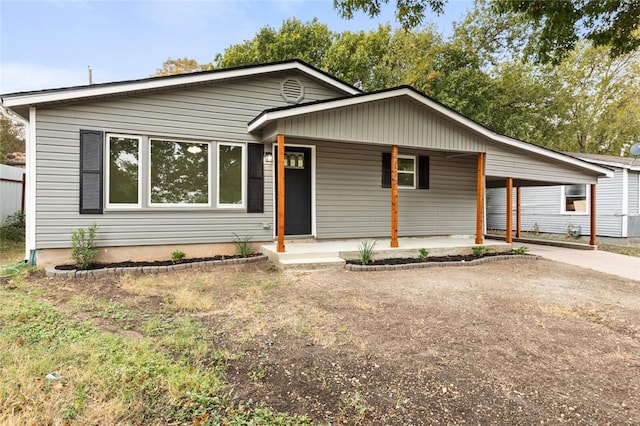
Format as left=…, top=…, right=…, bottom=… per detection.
left=0, top=164, right=25, bottom=221
left=487, top=171, right=623, bottom=238
left=485, top=144, right=598, bottom=185
left=628, top=171, right=640, bottom=237
left=273, top=97, right=488, bottom=153
left=34, top=72, right=343, bottom=249
left=311, top=140, right=477, bottom=238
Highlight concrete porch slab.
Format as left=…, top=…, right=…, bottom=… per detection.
left=262, top=236, right=511, bottom=270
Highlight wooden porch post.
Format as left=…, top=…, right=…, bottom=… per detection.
left=506, top=177, right=513, bottom=243
left=590, top=183, right=597, bottom=246
left=277, top=134, right=286, bottom=253
left=475, top=152, right=485, bottom=244
left=516, top=186, right=522, bottom=238
left=390, top=144, right=399, bottom=248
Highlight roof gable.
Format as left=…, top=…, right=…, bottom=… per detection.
left=0, top=60, right=360, bottom=108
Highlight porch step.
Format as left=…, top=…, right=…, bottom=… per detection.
left=278, top=257, right=346, bottom=271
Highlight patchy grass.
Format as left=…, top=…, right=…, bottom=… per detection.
left=0, top=276, right=311, bottom=425
left=599, top=243, right=640, bottom=257
left=0, top=239, right=25, bottom=265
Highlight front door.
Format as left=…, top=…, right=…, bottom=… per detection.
left=275, top=146, right=312, bottom=236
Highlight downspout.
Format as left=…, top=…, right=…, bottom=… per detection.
left=0, top=102, right=34, bottom=265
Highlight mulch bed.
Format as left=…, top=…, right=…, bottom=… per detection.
left=346, top=251, right=525, bottom=265
left=55, top=252, right=264, bottom=271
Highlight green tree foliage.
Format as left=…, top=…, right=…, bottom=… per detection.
left=214, top=18, right=334, bottom=69
left=493, top=0, right=640, bottom=64
left=0, top=116, right=25, bottom=164
left=334, top=0, right=445, bottom=29
left=335, top=0, right=640, bottom=63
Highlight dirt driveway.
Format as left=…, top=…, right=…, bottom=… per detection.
left=30, top=258, right=640, bottom=424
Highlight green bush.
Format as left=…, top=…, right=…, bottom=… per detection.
left=418, top=248, right=429, bottom=262
left=511, top=245, right=529, bottom=255
left=472, top=245, right=492, bottom=256
left=171, top=250, right=186, bottom=262
left=0, top=211, right=25, bottom=243
left=232, top=233, right=253, bottom=258
left=71, top=223, right=98, bottom=269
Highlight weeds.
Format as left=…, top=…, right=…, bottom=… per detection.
left=511, top=246, right=529, bottom=255
left=471, top=245, right=492, bottom=256
left=358, top=240, right=377, bottom=265
left=70, top=223, right=98, bottom=269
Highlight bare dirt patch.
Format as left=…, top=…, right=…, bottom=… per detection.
left=22, top=259, right=640, bottom=424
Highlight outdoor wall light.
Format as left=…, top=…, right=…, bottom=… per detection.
left=264, top=152, right=273, bottom=163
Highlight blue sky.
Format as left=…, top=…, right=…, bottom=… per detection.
left=0, top=0, right=473, bottom=94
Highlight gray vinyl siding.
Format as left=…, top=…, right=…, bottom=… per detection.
left=628, top=172, right=640, bottom=237
left=277, top=97, right=487, bottom=152
left=487, top=171, right=623, bottom=237
left=34, top=72, right=342, bottom=249
left=485, top=144, right=598, bottom=185
left=314, top=140, right=477, bottom=239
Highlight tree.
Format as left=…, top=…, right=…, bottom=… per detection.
left=334, top=0, right=445, bottom=29
left=213, top=18, right=334, bottom=69
left=152, top=57, right=211, bottom=77
left=0, top=116, right=25, bottom=164
left=334, top=0, right=640, bottom=62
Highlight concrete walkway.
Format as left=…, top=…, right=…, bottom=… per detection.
left=519, top=242, right=640, bottom=282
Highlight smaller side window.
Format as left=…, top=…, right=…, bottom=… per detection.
left=217, top=142, right=245, bottom=207
left=106, top=134, right=141, bottom=208
left=397, top=155, right=416, bottom=189
left=563, top=184, right=587, bottom=213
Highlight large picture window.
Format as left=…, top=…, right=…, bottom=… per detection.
left=562, top=184, right=588, bottom=213
left=218, top=143, right=245, bottom=207
left=107, top=134, right=141, bottom=207
left=150, top=139, right=210, bottom=205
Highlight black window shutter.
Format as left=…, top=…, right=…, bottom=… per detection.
left=381, top=152, right=391, bottom=188
left=418, top=155, right=430, bottom=189
left=79, top=130, right=104, bottom=214
left=247, top=143, right=264, bottom=213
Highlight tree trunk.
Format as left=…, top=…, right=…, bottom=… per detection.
left=577, top=133, right=587, bottom=153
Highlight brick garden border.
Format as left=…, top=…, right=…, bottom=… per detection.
left=44, top=255, right=268, bottom=278
left=345, top=254, right=540, bottom=271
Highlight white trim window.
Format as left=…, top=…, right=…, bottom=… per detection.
left=106, top=134, right=142, bottom=208
left=149, top=138, right=210, bottom=206
left=217, top=142, right=245, bottom=208
left=562, top=184, right=588, bottom=214
left=397, top=155, right=416, bottom=189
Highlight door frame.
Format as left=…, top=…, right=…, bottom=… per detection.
left=271, top=142, right=316, bottom=238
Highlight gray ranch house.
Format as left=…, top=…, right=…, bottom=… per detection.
left=0, top=60, right=612, bottom=266
left=488, top=153, right=640, bottom=242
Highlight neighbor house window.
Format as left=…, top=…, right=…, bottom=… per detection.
left=397, top=155, right=416, bottom=188
left=562, top=184, right=588, bottom=213
left=149, top=139, right=210, bottom=205
left=217, top=142, right=245, bottom=207
left=107, top=134, right=141, bottom=207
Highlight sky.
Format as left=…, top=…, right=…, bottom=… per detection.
left=0, top=0, right=473, bottom=94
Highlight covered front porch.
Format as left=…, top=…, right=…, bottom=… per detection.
left=262, top=235, right=511, bottom=270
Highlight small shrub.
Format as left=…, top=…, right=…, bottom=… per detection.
left=511, top=246, right=529, bottom=255
left=358, top=240, right=376, bottom=265
left=71, top=223, right=98, bottom=269
left=471, top=245, right=492, bottom=257
left=171, top=250, right=186, bottom=262
left=232, top=233, right=253, bottom=258
left=0, top=211, right=25, bottom=243
left=418, top=248, right=429, bottom=262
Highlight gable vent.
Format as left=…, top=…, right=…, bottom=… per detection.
left=280, top=78, right=304, bottom=104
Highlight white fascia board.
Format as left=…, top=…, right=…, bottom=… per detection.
left=574, top=157, right=640, bottom=172
left=1, top=62, right=360, bottom=107
left=251, top=87, right=613, bottom=178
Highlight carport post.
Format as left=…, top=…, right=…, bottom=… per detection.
left=506, top=177, right=513, bottom=243
left=390, top=144, right=399, bottom=248
left=475, top=152, right=485, bottom=244
left=516, top=186, right=522, bottom=238
left=590, top=184, right=597, bottom=246
left=277, top=134, right=286, bottom=253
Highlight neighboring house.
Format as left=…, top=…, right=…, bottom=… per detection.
left=0, top=163, right=26, bottom=221
left=0, top=60, right=612, bottom=266
left=488, top=153, right=640, bottom=241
